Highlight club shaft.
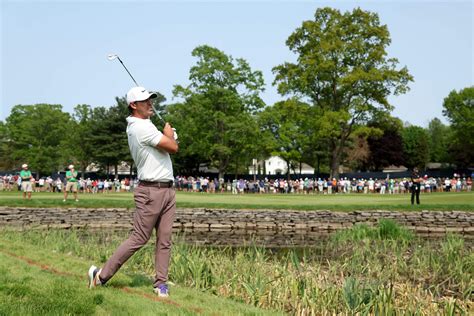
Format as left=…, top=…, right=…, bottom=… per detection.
left=117, top=57, right=139, bottom=86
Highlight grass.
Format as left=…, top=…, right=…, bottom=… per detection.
left=0, top=223, right=472, bottom=315
left=0, top=230, right=281, bottom=315
left=0, top=190, right=473, bottom=211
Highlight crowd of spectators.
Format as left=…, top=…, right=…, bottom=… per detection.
left=173, top=175, right=472, bottom=194
left=1, top=173, right=472, bottom=195
left=0, top=175, right=136, bottom=194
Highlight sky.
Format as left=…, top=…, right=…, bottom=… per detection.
left=1, top=0, right=472, bottom=127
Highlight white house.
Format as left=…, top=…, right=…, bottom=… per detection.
left=249, top=156, right=314, bottom=175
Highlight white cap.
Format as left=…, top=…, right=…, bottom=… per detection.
left=126, top=87, right=157, bottom=105
left=68, top=164, right=74, bottom=169
left=22, top=164, right=28, bottom=169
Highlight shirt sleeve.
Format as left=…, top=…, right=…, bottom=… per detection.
left=138, top=121, right=163, bottom=147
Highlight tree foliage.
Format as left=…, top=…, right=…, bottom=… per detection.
left=4, top=104, right=71, bottom=177
left=273, top=7, right=413, bottom=177
left=426, top=118, right=450, bottom=163
left=442, top=86, right=474, bottom=167
left=88, top=97, right=131, bottom=177
left=170, top=45, right=265, bottom=178
left=365, top=115, right=404, bottom=170
left=258, top=99, right=311, bottom=179
left=402, top=125, right=430, bottom=169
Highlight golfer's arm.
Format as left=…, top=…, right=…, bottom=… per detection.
left=156, top=135, right=179, bottom=154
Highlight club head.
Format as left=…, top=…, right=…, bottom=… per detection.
left=107, top=53, right=118, bottom=61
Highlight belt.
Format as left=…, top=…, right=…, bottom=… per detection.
left=139, top=180, right=174, bottom=188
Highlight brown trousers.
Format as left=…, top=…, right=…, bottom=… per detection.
left=100, top=185, right=176, bottom=288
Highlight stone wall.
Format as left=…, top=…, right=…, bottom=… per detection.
left=0, top=207, right=472, bottom=237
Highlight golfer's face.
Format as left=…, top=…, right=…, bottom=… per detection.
left=135, top=98, right=153, bottom=118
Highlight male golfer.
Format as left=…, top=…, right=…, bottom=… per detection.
left=88, top=87, right=178, bottom=297
left=410, top=167, right=422, bottom=205
left=63, top=164, right=79, bottom=202
left=20, top=164, right=33, bottom=200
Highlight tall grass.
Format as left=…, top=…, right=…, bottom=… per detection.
left=1, top=220, right=472, bottom=315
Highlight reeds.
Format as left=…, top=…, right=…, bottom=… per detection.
left=2, top=220, right=472, bottom=315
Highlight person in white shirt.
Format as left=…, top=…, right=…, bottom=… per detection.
left=88, top=87, right=178, bottom=298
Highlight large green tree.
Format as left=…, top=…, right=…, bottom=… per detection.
left=0, top=121, right=15, bottom=171
left=171, top=45, right=265, bottom=178
left=442, top=86, right=474, bottom=167
left=365, top=115, right=405, bottom=170
left=88, top=98, right=131, bottom=178
left=402, top=125, right=430, bottom=170
left=61, top=104, right=96, bottom=178
left=4, top=104, right=71, bottom=177
left=258, top=99, right=312, bottom=179
left=273, top=7, right=413, bottom=178
left=426, top=118, right=450, bottom=164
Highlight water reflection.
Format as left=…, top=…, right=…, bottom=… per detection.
left=173, top=229, right=474, bottom=248
left=174, top=229, right=331, bottom=248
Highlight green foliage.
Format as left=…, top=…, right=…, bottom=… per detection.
left=332, top=219, right=414, bottom=242
left=258, top=99, right=312, bottom=178
left=273, top=7, right=413, bottom=177
left=3, top=228, right=471, bottom=315
left=442, top=86, right=474, bottom=167
left=427, top=118, right=451, bottom=163
left=61, top=104, right=96, bottom=177
left=364, top=115, right=405, bottom=170
left=88, top=97, right=131, bottom=177
left=0, top=121, right=14, bottom=170
left=4, top=104, right=71, bottom=177
left=171, top=45, right=265, bottom=177
left=402, top=125, right=430, bottom=169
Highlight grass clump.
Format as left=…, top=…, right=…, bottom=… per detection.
left=1, top=226, right=472, bottom=315
left=332, top=219, right=415, bottom=242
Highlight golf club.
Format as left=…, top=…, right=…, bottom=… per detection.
left=107, top=53, right=166, bottom=123
left=107, top=53, right=177, bottom=140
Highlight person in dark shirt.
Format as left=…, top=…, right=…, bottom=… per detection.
left=411, top=167, right=422, bottom=205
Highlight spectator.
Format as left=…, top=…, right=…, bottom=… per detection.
left=63, top=164, right=79, bottom=202
left=20, top=164, right=33, bottom=200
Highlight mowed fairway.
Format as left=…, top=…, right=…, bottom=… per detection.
left=0, top=191, right=472, bottom=211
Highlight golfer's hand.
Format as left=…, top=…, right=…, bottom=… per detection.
left=163, top=123, right=174, bottom=138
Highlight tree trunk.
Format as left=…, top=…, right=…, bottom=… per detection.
left=330, top=142, right=340, bottom=179
left=330, top=135, right=349, bottom=179
left=114, top=164, right=118, bottom=178
left=286, top=160, right=291, bottom=181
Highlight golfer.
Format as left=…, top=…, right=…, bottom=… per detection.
left=63, top=164, right=79, bottom=202
left=88, top=86, right=178, bottom=297
left=20, top=164, right=33, bottom=200
left=410, top=167, right=422, bottom=205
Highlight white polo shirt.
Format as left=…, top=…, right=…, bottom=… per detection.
left=126, top=116, right=174, bottom=181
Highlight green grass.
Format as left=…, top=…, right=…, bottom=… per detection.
left=0, top=190, right=473, bottom=211
left=0, top=230, right=281, bottom=315
left=0, top=225, right=472, bottom=315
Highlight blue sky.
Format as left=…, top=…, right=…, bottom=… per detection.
left=1, top=0, right=472, bottom=127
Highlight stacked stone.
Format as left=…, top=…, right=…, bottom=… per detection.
left=0, top=207, right=472, bottom=237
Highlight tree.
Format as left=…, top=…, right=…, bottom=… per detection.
left=258, top=99, right=311, bottom=179
left=5, top=104, right=71, bottom=177
left=0, top=121, right=16, bottom=171
left=171, top=45, right=265, bottom=179
left=89, top=98, right=131, bottom=178
left=402, top=125, right=430, bottom=170
left=273, top=7, right=413, bottom=178
left=365, top=115, right=404, bottom=170
left=344, top=135, right=370, bottom=171
left=426, top=118, right=450, bottom=163
left=60, top=104, right=96, bottom=178
left=442, top=87, right=474, bottom=167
